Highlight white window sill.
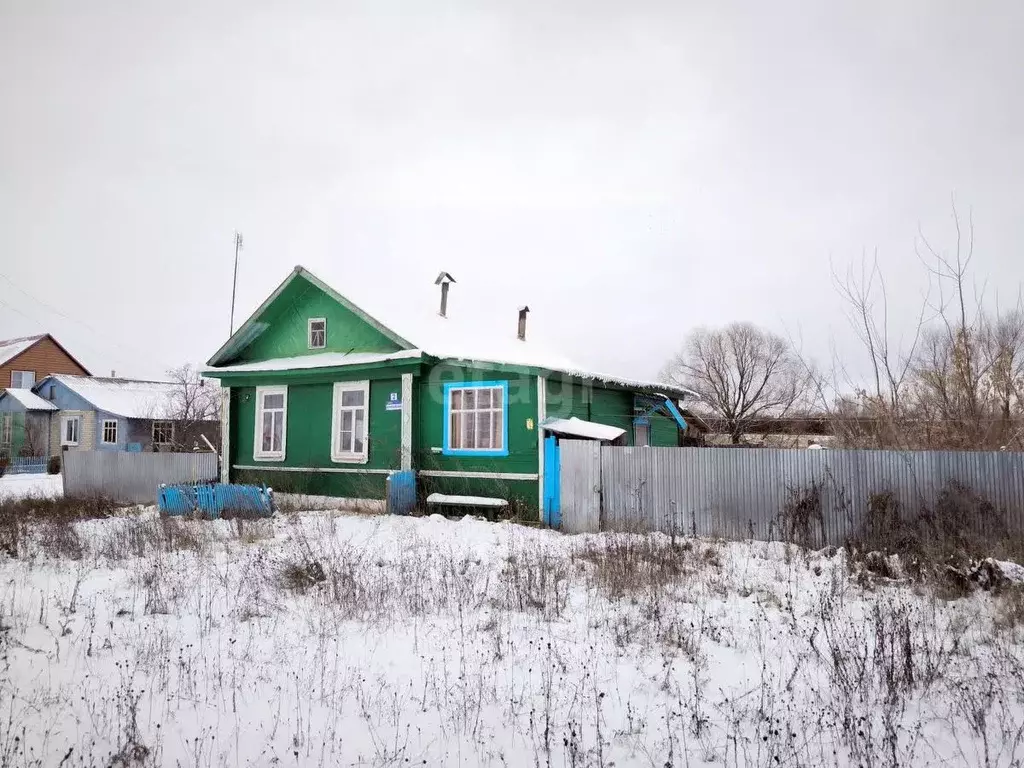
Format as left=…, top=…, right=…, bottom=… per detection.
left=253, top=454, right=285, bottom=462
left=331, top=453, right=368, bottom=464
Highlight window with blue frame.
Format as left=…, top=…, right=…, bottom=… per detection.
left=443, top=381, right=509, bottom=457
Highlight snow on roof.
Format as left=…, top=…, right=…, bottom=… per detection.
left=541, top=417, right=626, bottom=442
left=47, top=375, right=181, bottom=419
left=208, top=349, right=423, bottom=375
left=1, top=388, right=58, bottom=411
left=0, top=334, right=44, bottom=367
left=295, top=267, right=697, bottom=397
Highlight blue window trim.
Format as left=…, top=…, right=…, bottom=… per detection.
left=442, top=380, right=510, bottom=457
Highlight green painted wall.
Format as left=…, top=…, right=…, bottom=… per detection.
left=415, top=363, right=539, bottom=512
left=546, top=379, right=681, bottom=447
left=545, top=378, right=591, bottom=421
left=233, top=276, right=402, bottom=364
left=1, top=413, right=26, bottom=457
left=230, top=373, right=404, bottom=497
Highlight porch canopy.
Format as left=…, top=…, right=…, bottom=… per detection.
left=541, top=416, right=625, bottom=442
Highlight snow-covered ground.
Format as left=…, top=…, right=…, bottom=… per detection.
left=1, top=505, right=1023, bottom=767
left=0, top=472, right=62, bottom=499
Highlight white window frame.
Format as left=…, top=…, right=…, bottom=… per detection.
left=1, top=414, right=11, bottom=447
left=101, top=419, right=118, bottom=445
left=61, top=415, right=80, bottom=447
left=10, top=370, right=34, bottom=388
left=254, top=386, right=287, bottom=461
left=331, top=380, right=369, bottom=463
left=152, top=421, right=175, bottom=446
left=308, top=317, right=327, bottom=349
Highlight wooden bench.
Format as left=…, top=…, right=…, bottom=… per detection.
left=425, top=492, right=509, bottom=518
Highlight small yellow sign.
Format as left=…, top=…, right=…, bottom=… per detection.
left=526, top=418, right=534, bottom=430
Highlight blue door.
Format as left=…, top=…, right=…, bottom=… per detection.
left=543, top=435, right=561, bottom=528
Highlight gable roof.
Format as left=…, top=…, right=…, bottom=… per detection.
left=0, top=333, right=92, bottom=375
left=40, top=374, right=181, bottom=419
left=0, top=388, right=58, bottom=411
left=207, top=267, right=414, bottom=367
left=0, top=334, right=45, bottom=367
left=208, top=266, right=696, bottom=398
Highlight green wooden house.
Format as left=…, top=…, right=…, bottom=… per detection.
left=204, top=266, right=698, bottom=518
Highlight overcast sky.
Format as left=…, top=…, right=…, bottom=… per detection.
left=1, top=1, right=1022, bottom=383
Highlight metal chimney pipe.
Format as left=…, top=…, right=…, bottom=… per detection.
left=517, top=306, right=530, bottom=341
left=434, top=271, right=456, bottom=318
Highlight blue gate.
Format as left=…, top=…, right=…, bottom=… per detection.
left=543, top=435, right=561, bottom=528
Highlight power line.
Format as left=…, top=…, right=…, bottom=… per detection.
left=0, top=271, right=167, bottom=372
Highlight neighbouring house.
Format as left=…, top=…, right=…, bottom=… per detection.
left=0, top=331, right=90, bottom=391
left=204, top=265, right=701, bottom=516
left=0, top=333, right=90, bottom=391
left=32, top=375, right=220, bottom=456
left=0, top=387, right=59, bottom=462
left=0, top=333, right=91, bottom=462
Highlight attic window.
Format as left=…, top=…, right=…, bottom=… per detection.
left=308, top=318, right=326, bottom=349
left=10, top=371, right=34, bottom=388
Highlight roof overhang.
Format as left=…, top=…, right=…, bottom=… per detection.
left=204, top=349, right=424, bottom=380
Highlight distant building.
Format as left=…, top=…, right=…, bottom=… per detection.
left=0, top=333, right=90, bottom=390
left=0, top=334, right=91, bottom=461
left=33, top=375, right=219, bottom=456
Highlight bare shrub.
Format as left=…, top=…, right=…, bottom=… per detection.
left=847, top=481, right=1024, bottom=600
left=38, top=520, right=85, bottom=560
left=497, top=541, right=570, bottom=619
left=159, top=518, right=205, bottom=554
left=779, top=482, right=825, bottom=549
left=230, top=516, right=275, bottom=544
left=279, top=558, right=327, bottom=591
left=575, top=533, right=694, bottom=600
left=994, top=585, right=1024, bottom=631
left=98, top=520, right=163, bottom=560
left=813, top=580, right=965, bottom=764
left=0, top=494, right=123, bottom=558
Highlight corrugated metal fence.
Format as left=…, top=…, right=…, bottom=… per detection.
left=63, top=451, right=218, bottom=504
left=559, top=441, right=1024, bottom=544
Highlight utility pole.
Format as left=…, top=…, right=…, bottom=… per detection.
left=229, top=231, right=243, bottom=335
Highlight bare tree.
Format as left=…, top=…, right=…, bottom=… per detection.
left=20, top=414, right=48, bottom=457
left=829, top=199, right=1024, bottom=450
left=662, top=322, right=811, bottom=444
left=165, top=364, right=221, bottom=450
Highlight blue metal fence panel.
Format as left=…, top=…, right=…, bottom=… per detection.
left=214, top=484, right=274, bottom=516
left=3, top=456, right=48, bottom=475
left=387, top=470, right=416, bottom=515
left=158, top=485, right=197, bottom=516
left=158, top=483, right=273, bottom=518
